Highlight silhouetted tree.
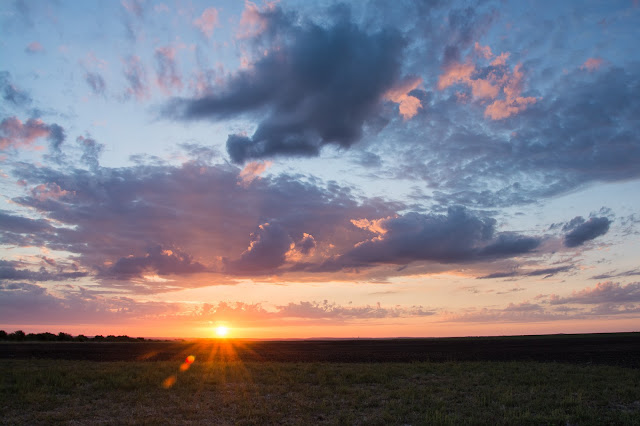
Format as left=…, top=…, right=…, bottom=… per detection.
left=37, top=332, right=57, bottom=341
left=10, top=330, right=26, bottom=341
left=0, top=330, right=7, bottom=340
left=57, top=332, right=74, bottom=341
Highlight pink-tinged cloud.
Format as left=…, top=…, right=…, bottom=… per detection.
left=490, top=52, right=510, bottom=66
left=484, top=96, right=537, bottom=120
left=0, top=117, right=50, bottom=150
left=154, top=46, right=182, bottom=94
left=581, top=57, right=604, bottom=72
left=31, top=183, right=73, bottom=201
left=437, top=46, right=537, bottom=120
left=474, top=42, right=492, bottom=59
left=384, top=76, right=423, bottom=120
left=238, top=0, right=277, bottom=39
left=122, top=55, right=149, bottom=101
left=549, top=281, right=640, bottom=305
left=437, top=61, right=475, bottom=90
left=238, top=160, right=272, bottom=186
left=470, top=78, right=500, bottom=99
left=121, top=0, right=144, bottom=18
left=25, top=42, right=44, bottom=53
left=438, top=61, right=498, bottom=100
left=485, top=64, right=537, bottom=120
left=193, top=7, right=219, bottom=38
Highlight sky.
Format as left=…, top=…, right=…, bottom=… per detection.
left=1, top=0, right=639, bottom=339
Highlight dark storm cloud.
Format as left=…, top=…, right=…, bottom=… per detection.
left=563, top=216, right=611, bottom=247
left=166, top=5, right=407, bottom=163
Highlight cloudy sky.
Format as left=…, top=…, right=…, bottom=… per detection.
left=1, top=0, right=639, bottom=338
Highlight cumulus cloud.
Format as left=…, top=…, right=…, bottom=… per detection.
left=77, top=136, right=104, bottom=169
left=101, top=245, right=206, bottom=279
left=154, top=46, right=182, bottom=94
left=0, top=71, right=32, bottom=108
left=276, top=300, right=435, bottom=320
left=549, top=281, right=640, bottom=305
left=122, top=55, right=149, bottom=100
left=85, top=72, right=106, bottom=96
left=0, top=116, right=64, bottom=152
left=3, top=155, right=555, bottom=289
left=7, top=160, right=397, bottom=288
left=238, top=160, right=271, bottom=186
left=0, top=259, right=86, bottom=282
left=327, top=207, right=540, bottom=269
left=390, top=63, right=640, bottom=209
left=581, top=57, right=604, bottom=72
left=224, top=222, right=293, bottom=274
left=166, top=4, right=411, bottom=163
left=193, top=7, right=219, bottom=38
left=437, top=46, right=537, bottom=120
left=563, top=216, right=611, bottom=247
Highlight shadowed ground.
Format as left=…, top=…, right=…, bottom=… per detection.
left=1, top=332, right=639, bottom=367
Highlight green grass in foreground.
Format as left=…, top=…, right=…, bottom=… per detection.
left=1, top=360, right=639, bottom=425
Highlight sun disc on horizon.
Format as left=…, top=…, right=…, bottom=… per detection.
left=215, top=325, right=229, bottom=337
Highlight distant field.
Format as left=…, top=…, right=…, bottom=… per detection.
left=1, top=333, right=639, bottom=424
left=1, top=332, right=639, bottom=366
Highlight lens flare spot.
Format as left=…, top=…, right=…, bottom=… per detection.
left=179, top=354, right=196, bottom=371
left=162, top=375, right=177, bottom=389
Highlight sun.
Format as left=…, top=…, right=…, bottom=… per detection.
left=215, top=325, right=229, bottom=337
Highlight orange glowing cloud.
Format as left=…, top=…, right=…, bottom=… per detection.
left=238, top=160, right=272, bottom=186
left=581, top=57, right=604, bottom=72
left=350, top=217, right=390, bottom=235
left=238, top=1, right=278, bottom=39
left=484, top=64, right=537, bottom=120
left=437, top=62, right=475, bottom=90
left=384, top=76, right=423, bottom=120
left=437, top=45, right=537, bottom=120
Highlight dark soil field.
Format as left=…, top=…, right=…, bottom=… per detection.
left=1, top=332, right=639, bottom=367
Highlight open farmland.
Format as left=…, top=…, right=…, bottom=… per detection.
left=1, top=333, right=639, bottom=424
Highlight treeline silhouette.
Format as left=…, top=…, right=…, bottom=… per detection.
left=0, top=330, right=150, bottom=342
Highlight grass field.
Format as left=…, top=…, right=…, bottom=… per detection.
left=2, top=357, right=639, bottom=425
